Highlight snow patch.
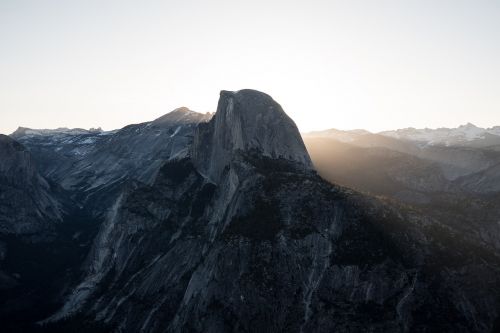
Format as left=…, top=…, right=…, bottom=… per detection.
left=379, top=123, right=500, bottom=146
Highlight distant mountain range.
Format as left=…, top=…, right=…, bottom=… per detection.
left=1, top=92, right=500, bottom=332
left=307, top=123, right=500, bottom=148
left=303, top=125, right=500, bottom=251
left=13, top=121, right=500, bottom=149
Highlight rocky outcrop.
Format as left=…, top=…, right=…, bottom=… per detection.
left=0, top=136, right=69, bottom=328
left=191, top=89, right=312, bottom=182
left=43, top=90, right=500, bottom=332
left=61, top=107, right=210, bottom=191
left=0, top=135, right=61, bottom=234
left=0, top=135, right=102, bottom=331
left=13, top=108, right=212, bottom=217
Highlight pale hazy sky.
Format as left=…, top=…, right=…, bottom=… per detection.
left=1, top=0, right=499, bottom=134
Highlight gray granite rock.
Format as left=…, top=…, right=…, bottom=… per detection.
left=0, top=135, right=62, bottom=234
left=42, top=90, right=500, bottom=332
left=191, top=89, right=312, bottom=183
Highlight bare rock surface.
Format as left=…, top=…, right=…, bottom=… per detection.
left=191, top=89, right=312, bottom=182
left=42, top=90, right=500, bottom=333
left=0, top=135, right=61, bottom=234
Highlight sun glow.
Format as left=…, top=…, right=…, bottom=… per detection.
left=1, top=0, right=499, bottom=134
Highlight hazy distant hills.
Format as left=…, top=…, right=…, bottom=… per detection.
left=1, top=95, right=500, bottom=332
left=381, top=123, right=500, bottom=148
left=303, top=126, right=500, bottom=253
left=307, top=123, right=500, bottom=148
left=306, top=125, right=500, bottom=185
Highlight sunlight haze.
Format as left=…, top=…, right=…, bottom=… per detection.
left=1, top=0, right=499, bottom=134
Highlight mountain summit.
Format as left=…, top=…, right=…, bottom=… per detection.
left=38, top=90, right=500, bottom=332
left=191, top=89, right=313, bottom=182
left=4, top=91, right=499, bottom=332
left=151, top=107, right=212, bottom=126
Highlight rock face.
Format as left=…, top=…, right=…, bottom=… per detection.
left=191, top=89, right=312, bottom=182
left=10, top=127, right=111, bottom=180
left=43, top=90, right=500, bottom=332
left=1, top=109, right=212, bottom=330
left=13, top=108, right=212, bottom=216
left=0, top=136, right=77, bottom=329
left=0, top=135, right=61, bottom=234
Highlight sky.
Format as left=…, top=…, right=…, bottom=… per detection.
left=1, top=0, right=499, bottom=134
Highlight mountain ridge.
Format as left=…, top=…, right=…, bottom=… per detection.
left=35, top=90, right=500, bottom=332
left=2, top=91, right=500, bottom=332
left=306, top=123, right=500, bottom=147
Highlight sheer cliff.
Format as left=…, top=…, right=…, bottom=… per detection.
left=191, top=89, right=312, bottom=182
left=43, top=90, right=500, bottom=332
left=0, top=135, right=62, bottom=235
